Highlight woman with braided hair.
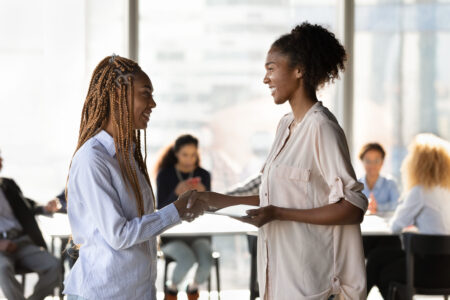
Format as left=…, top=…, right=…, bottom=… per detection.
left=63, top=55, right=206, bottom=300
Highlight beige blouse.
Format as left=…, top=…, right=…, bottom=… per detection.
left=258, top=102, right=368, bottom=300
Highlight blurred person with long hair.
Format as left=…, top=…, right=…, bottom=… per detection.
left=366, top=133, right=450, bottom=299
left=155, top=134, right=211, bottom=300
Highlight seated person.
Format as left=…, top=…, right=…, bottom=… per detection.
left=358, top=142, right=399, bottom=214
left=156, top=135, right=212, bottom=300
left=366, top=134, right=450, bottom=299
left=0, top=149, right=60, bottom=300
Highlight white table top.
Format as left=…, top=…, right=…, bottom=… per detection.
left=37, top=212, right=393, bottom=238
left=360, top=214, right=393, bottom=236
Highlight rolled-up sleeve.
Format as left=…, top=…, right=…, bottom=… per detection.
left=313, top=120, right=368, bottom=212
left=72, top=153, right=181, bottom=250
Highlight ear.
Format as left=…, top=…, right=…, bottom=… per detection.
left=295, top=68, right=302, bottom=79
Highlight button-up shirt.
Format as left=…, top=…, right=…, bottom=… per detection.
left=63, top=130, right=181, bottom=300
left=359, top=175, right=399, bottom=212
left=0, top=187, right=22, bottom=233
left=258, top=102, right=368, bottom=300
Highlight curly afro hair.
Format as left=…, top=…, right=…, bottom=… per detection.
left=271, top=22, right=346, bottom=95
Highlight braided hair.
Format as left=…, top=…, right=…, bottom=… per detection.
left=69, top=55, right=152, bottom=217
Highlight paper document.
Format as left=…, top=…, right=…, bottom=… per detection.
left=209, top=205, right=259, bottom=218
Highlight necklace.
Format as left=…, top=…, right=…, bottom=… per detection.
left=175, top=167, right=194, bottom=182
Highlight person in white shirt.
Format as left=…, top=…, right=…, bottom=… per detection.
left=186, top=23, right=368, bottom=300
left=366, top=133, right=450, bottom=299
left=63, top=55, right=207, bottom=300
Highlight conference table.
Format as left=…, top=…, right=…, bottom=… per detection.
left=37, top=212, right=394, bottom=299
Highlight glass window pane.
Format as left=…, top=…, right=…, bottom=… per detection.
left=353, top=0, right=450, bottom=182
left=0, top=0, right=126, bottom=199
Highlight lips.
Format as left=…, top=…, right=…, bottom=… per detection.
left=142, top=111, right=151, bottom=122
left=270, top=87, right=276, bottom=95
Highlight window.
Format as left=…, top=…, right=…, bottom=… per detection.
left=353, top=0, right=450, bottom=183
left=0, top=0, right=126, bottom=198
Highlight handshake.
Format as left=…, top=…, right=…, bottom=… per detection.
left=173, top=190, right=212, bottom=222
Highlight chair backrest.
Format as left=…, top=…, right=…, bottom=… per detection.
left=402, top=232, right=450, bottom=256
left=401, top=233, right=450, bottom=300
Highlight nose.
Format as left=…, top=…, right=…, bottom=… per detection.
left=149, top=98, right=156, bottom=109
left=263, top=73, right=270, bottom=84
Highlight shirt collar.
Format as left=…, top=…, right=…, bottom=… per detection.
left=361, top=175, right=385, bottom=192
left=95, top=130, right=117, bottom=157
left=289, top=101, right=323, bottom=123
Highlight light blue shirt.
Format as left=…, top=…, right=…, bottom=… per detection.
left=359, top=175, right=399, bottom=212
left=64, top=130, right=181, bottom=300
left=390, top=185, right=450, bottom=234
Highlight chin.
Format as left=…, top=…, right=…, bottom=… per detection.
left=273, top=97, right=287, bottom=105
left=134, top=123, right=148, bottom=130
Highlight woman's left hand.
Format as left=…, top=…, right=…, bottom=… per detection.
left=235, top=205, right=278, bottom=227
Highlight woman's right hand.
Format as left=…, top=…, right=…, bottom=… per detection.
left=174, top=190, right=209, bottom=222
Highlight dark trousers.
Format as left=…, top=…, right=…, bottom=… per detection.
left=366, top=246, right=450, bottom=299
left=363, top=235, right=401, bottom=258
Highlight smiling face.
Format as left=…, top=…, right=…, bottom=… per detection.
left=132, top=71, right=156, bottom=130
left=263, top=48, right=302, bottom=104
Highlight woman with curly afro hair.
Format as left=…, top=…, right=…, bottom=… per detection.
left=186, top=22, right=368, bottom=299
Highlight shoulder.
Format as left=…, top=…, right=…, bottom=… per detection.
left=0, top=177, right=15, bottom=185
left=0, top=177, right=18, bottom=191
left=70, top=138, right=110, bottom=173
left=405, top=185, right=424, bottom=202
left=157, top=167, right=175, bottom=179
left=309, top=109, right=346, bottom=144
left=196, top=167, right=211, bottom=177
left=310, top=105, right=341, bottom=130
left=381, top=175, right=398, bottom=188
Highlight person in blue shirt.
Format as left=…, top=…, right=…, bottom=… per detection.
left=358, top=143, right=399, bottom=214
left=358, top=143, right=401, bottom=258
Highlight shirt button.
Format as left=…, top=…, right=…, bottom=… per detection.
left=265, top=193, right=268, bottom=197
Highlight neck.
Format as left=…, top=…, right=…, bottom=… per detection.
left=104, top=119, right=116, bottom=138
left=289, top=85, right=318, bottom=123
left=175, top=163, right=195, bottom=173
left=366, top=174, right=379, bottom=189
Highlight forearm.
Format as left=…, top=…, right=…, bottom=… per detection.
left=208, top=192, right=259, bottom=210
left=274, top=199, right=363, bottom=225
